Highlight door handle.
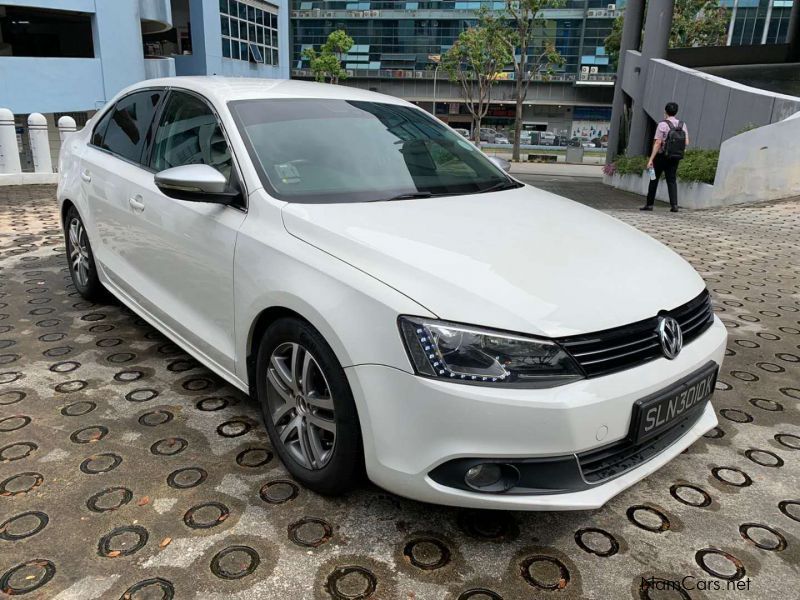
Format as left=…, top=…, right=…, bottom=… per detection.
left=129, top=195, right=145, bottom=212
left=80, top=170, right=92, bottom=183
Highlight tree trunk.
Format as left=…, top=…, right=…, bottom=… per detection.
left=512, top=82, right=524, bottom=162
left=474, top=116, right=482, bottom=143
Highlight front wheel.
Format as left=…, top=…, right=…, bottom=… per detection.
left=255, top=318, right=364, bottom=495
left=64, top=206, right=105, bottom=302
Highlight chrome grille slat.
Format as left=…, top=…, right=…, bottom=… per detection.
left=558, top=290, right=714, bottom=378
left=567, top=334, right=659, bottom=358
left=579, top=342, right=661, bottom=366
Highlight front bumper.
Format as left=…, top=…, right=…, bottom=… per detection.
left=346, top=316, right=726, bottom=510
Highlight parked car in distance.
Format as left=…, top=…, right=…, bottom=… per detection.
left=479, top=127, right=497, bottom=143
left=539, top=131, right=556, bottom=146
left=494, top=135, right=510, bottom=145
left=58, top=77, right=726, bottom=510
left=452, top=128, right=470, bottom=138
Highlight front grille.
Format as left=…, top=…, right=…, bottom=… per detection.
left=558, top=290, right=714, bottom=378
left=578, top=403, right=705, bottom=483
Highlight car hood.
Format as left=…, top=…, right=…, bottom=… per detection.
left=280, top=185, right=705, bottom=337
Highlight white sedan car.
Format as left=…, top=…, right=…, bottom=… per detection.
left=58, top=77, right=726, bottom=510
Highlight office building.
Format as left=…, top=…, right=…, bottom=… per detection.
left=290, top=1, right=620, bottom=139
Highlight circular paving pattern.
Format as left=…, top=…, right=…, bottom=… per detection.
left=210, top=546, right=260, bottom=580
left=325, top=565, right=378, bottom=600
left=2, top=185, right=799, bottom=598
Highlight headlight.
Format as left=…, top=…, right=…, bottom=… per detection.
left=398, top=316, right=583, bottom=387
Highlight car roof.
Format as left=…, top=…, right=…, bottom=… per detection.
left=122, top=76, right=410, bottom=108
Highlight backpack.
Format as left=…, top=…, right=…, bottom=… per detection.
left=662, top=120, right=686, bottom=159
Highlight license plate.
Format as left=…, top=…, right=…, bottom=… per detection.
left=630, top=362, right=718, bottom=443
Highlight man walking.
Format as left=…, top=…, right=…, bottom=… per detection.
left=641, top=102, right=688, bottom=213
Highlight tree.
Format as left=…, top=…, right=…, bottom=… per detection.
left=605, top=15, right=624, bottom=71
left=442, top=13, right=514, bottom=143
left=605, top=0, right=728, bottom=70
left=302, top=30, right=354, bottom=84
left=670, top=0, right=728, bottom=48
left=505, top=0, right=565, bottom=161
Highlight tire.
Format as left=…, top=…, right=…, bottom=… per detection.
left=255, top=317, right=364, bottom=495
left=64, top=206, right=105, bottom=302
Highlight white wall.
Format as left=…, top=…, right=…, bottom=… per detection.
left=712, top=111, right=800, bottom=206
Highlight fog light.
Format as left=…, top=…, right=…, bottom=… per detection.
left=464, top=463, right=519, bottom=493
left=465, top=464, right=502, bottom=488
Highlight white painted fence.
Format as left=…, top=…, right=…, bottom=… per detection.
left=0, top=109, right=77, bottom=186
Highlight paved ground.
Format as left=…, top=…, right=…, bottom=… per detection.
left=1, top=183, right=798, bottom=600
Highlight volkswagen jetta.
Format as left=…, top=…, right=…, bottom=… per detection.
left=57, top=77, right=726, bottom=509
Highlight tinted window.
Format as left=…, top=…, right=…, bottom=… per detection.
left=230, top=99, right=515, bottom=204
left=151, top=92, right=232, bottom=182
left=91, top=109, right=114, bottom=148
left=100, top=91, right=163, bottom=164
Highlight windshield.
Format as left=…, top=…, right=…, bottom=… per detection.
left=229, top=99, right=516, bottom=203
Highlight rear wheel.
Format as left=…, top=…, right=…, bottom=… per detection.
left=64, top=206, right=105, bottom=302
left=255, top=317, right=363, bottom=495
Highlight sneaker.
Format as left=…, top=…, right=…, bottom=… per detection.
left=640, top=206, right=653, bottom=211
left=670, top=207, right=679, bottom=213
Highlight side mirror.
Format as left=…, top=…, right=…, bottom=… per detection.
left=487, top=156, right=511, bottom=173
left=154, top=164, right=239, bottom=204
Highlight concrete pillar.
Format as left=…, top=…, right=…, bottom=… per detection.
left=606, top=0, right=646, bottom=163
left=0, top=108, right=22, bottom=174
left=788, top=0, right=800, bottom=61
left=28, top=113, right=53, bottom=174
left=58, top=116, right=78, bottom=144
left=627, top=0, right=675, bottom=156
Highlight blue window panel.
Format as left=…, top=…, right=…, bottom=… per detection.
left=581, top=55, right=596, bottom=64
left=595, top=56, right=609, bottom=65
left=596, top=46, right=605, bottom=55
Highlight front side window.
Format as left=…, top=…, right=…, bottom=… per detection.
left=230, top=99, right=515, bottom=203
left=98, top=91, right=164, bottom=164
left=151, top=91, right=233, bottom=183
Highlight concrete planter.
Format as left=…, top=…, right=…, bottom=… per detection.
left=604, top=171, right=716, bottom=209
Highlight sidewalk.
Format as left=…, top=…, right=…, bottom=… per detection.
left=509, top=161, right=604, bottom=178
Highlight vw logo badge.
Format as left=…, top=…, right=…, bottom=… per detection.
left=658, top=316, right=683, bottom=360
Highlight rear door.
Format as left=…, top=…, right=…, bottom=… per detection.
left=79, top=90, right=165, bottom=290
left=124, top=89, right=246, bottom=372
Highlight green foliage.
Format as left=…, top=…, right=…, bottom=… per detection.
left=605, top=15, right=623, bottom=71
left=442, top=12, right=514, bottom=141
left=613, top=149, right=719, bottom=184
left=605, top=0, right=729, bottom=70
left=614, top=154, right=648, bottom=176
left=505, top=0, right=565, bottom=160
left=676, top=148, right=719, bottom=184
left=302, top=30, right=354, bottom=84
left=671, top=0, right=729, bottom=48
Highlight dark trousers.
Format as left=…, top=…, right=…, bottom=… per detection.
left=646, top=154, right=680, bottom=208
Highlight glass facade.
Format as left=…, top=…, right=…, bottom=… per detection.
left=221, top=0, right=281, bottom=65
left=290, top=1, right=620, bottom=82
left=721, top=0, right=794, bottom=45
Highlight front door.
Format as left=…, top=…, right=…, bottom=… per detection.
left=125, top=90, right=246, bottom=373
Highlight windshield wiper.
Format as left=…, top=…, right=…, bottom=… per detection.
left=371, top=191, right=434, bottom=202
left=479, top=180, right=521, bottom=194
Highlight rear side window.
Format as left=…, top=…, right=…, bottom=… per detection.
left=97, top=91, right=163, bottom=164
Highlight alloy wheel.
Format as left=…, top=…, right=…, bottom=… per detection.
left=266, top=342, right=336, bottom=470
left=68, top=218, right=90, bottom=288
